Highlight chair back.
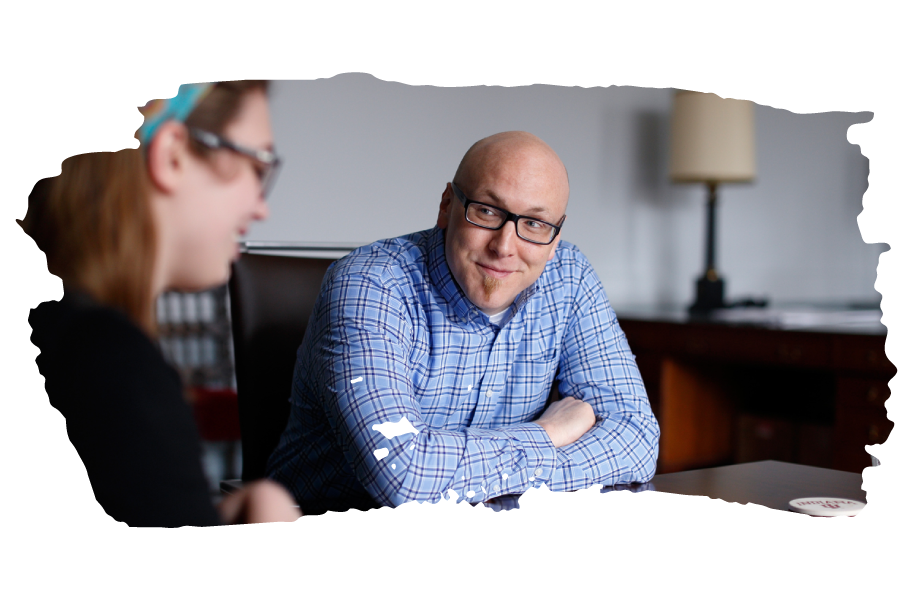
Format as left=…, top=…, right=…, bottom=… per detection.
left=228, top=253, right=335, bottom=481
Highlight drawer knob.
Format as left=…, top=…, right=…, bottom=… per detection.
left=867, top=386, right=880, bottom=403
left=777, top=345, right=803, bottom=361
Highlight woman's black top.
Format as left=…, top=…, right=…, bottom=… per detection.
left=29, top=291, right=222, bottom=527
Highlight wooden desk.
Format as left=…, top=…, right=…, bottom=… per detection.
left=640, top=460, right=866, bottom=512
left=616, top=307, right=894, bottom=474
left=490, top=461, right=863, bottom=513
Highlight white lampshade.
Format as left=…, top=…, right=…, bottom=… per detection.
left=669, top=91, right=756, bottom=183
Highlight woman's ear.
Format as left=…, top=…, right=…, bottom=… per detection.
left=146, top=121, right=190, bottom=195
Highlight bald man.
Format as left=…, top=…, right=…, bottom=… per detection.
left=267, top=132, right=659, bottom=513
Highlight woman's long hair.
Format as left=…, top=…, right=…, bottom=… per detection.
left=19, top=80, right=269, bottom=335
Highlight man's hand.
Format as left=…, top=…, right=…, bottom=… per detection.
left=534, top=397, right=596, bottom=448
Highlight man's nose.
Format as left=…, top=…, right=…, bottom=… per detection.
left=489, top=219, right=519, bottom=255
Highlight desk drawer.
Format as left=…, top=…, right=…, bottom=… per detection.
left=836, top=376, right=892, bottom=411
left=833, top=335, right=895, bottom=375
left=679, top=327, right=830, bottom=369
left=735, top=415, right=834, bottom=469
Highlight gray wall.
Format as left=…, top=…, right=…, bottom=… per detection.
left=249, top=74, right=883, bottom=308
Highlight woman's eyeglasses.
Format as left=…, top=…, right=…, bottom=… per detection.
left=189, top=127, right=282, bottom=198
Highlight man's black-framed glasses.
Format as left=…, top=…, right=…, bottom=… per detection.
left=189, top=127, right=282, bottom=198
left=451, top=182, right=565, bottom=245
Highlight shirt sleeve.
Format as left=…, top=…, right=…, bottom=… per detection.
left=308, top=266, right=560, bottom=507
left=537, top=260, right=660, bottom=491
left=49, top=310, right=223, bottom=527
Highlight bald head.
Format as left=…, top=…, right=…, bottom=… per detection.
left=438, top=131, right=570, bottom=315
left=453, top=131, right=570, bottom=213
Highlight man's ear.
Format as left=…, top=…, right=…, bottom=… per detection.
left=146, top=121, right=190, bottom=195
left=436, top=183, right=453, bottom=229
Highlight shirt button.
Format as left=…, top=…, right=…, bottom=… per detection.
left=492, top=483, right=501, bottom=492
left=534, top=468, right=543, bottom=476
left=486, top=390, right=493, bottom=398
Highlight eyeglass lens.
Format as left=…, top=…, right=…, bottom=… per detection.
left=255, top=161, right=279, bottom=197
left=465, top=203, right=556, bottom=243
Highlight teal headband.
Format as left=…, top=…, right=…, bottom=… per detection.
left=136, top=82, right=214, bottom=146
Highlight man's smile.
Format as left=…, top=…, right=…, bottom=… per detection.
left=477, top=263, right=515, bottom=279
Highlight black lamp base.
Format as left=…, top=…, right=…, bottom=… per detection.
left=688, top=276, right=726, bottom=315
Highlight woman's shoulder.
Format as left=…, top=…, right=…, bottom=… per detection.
left=30, top=291, right=159, bottom=361
left=30, top=292, right=183, bottom=411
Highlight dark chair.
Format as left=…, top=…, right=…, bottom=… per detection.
left=227, top=252, right=336, bottom=482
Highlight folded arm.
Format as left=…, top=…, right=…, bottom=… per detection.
left=309, top=258, right=657, bottom=507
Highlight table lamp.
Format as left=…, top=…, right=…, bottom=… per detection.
left=669, top=90, right=756, bottom=314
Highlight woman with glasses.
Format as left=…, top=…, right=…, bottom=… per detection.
left=20, top=81, right=300, bottom=526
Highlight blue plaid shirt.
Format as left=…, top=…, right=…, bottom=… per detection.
left=267, top=227, right=659, bottom=510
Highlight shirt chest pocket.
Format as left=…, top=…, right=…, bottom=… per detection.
left=512, top=332, right=559, bottom=388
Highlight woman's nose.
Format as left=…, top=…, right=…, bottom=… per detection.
left=253, top=195, right=269, bottom=221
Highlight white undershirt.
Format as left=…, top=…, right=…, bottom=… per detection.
left=487, top=307, right=511, bottom=327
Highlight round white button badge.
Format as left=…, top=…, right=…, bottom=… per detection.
left=788, top=497, right=865, bottom=517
